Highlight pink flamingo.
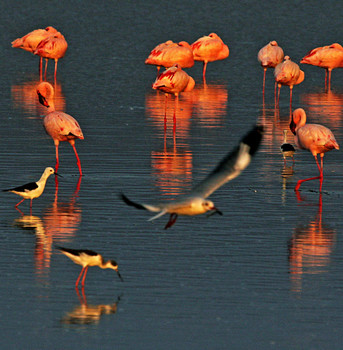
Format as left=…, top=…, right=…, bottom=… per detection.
left=191, top=33, right=229, bottom=79
left=34, top=32, right=68, bottom=80
left=11, top=26, right=58, bottom=74
left=145, top=40, right=194, bottom=73
left=152, top=64, right=195, bottom=131
left=37, top=82, right=84, bottom=175
left=274, top=56, right=304, bottom=113
left=257, top=41, right=284, bottom=96
left=300, top=43, right=343, bottom=89
left=290, top=108, right=339, bottom=192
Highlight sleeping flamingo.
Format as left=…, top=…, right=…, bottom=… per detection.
left=300, top=43, right=343, bottom=89
left=290, top=108, right=339, bottom=192
left=191, top=33, right=229, bottom=79
left=274, top=56, right=304, bottom=113
left=11, top=26, right=58, bottom=74
left=145, top=40, right=194, bottom=73
left=34, top=31, right=68, bottom=80
left=152, top=64, right=195, bottom=131
left=37, top=82, right=84, bottom=175
left=257, top=41, right=284, bottom=96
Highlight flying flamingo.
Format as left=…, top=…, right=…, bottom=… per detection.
left=11, top=26, right=58, bottom=74
left=37, top=82, right=84, bottom=175
left=274, top=56, right=304, bottom=113
left=257, top=41, right=284, bottom=96
left=300, top=43, right=343, bottom=90
left=290, top=108, right=339, bottom=192
left=152, top=63, right=195, bottom=130
left=191, top=33, right=229, bottom=79
left=145, top=40, right=194, bottom=74
left=34, top=31, right=68, bottom=80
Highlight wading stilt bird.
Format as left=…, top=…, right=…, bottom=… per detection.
left=37, top=82, right=84, bottom=175
left=280, top=129, right=295, bottom=164
left=290, top=108, right=339, bottom=192
left=121, top=125, right=263, bottom=229
left=257, top=41, right=284, bottom=96
left=3, top=167, right=59, bottom=209
left=56, top=246, right=123, bottom=288
left=191, top=33, right=229, bottom=80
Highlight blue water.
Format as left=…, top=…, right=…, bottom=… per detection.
left=1, top=1, right=343, bottom=349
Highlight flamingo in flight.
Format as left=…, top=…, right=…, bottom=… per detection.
left=274, top=56, right=304, bottom=113
left=37, top=82, right=84, bottom=175
left=145, top=40, right=194, bottom=74
left=34, top=31, right=68, bottom=80
left=290, top=108, right=339, bottom=192
left=300, top=43, right=343, bottom=90
left=257, top=41, right=284, bottom=96
left=11, top=26, right=58, bottom=74
left=120, top=125, right=263, bottom=229
left=191, top=33, right=229, bottom=80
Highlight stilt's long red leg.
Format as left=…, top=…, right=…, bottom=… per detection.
left=81, top=266, right=89, bottom=287
left=75, top=267, right=86, bottom=287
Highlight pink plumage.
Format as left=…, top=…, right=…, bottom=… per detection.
left=37, top=82, right=84, bottom=175
left=290, top=108, right=339, bottom=192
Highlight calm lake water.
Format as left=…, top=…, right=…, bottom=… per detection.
left=1, top=1, right=343, bottom=349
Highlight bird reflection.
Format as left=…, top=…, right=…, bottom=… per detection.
left=288, top=193, right=336, bottom=293
left=11, top=78, right=65, bottom=117
left=190, top=82, right=228, bottom=128
left=61, top=291, right=121, bottom=326
left=145, top=90, right=193, bottom=139
left=12, top=178, right=82, bottom=277
left=300, top=89, right=343, bottom=130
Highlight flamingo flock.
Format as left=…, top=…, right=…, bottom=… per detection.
left=5, top=26, right=342, bottom=289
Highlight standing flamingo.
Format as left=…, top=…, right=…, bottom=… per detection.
left=257, top=41, right=284, bottom=96
left=37, top=82, right=84, bottom=175
left=300, top=43, right=343, bottom=89
left=191, top=33, right=229, bottom=79
left=290, top=108, right=339, bottom=192
left=145, top=40, right=194, bottom=73
left=274, top=56, right=304, bottom=113
left=11, top=26, right=58, bottom=74
left=34, top=31, right=68, bottom=80
left=152, top=63, right=195, bottom=130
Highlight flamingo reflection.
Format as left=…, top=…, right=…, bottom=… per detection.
left=288, top=193, right=336, bottom=293
left=11, top=79, right=65, bottom=116
left=61, top=292, right=121, bottom=326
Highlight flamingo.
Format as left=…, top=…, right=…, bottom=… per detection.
left=2, top=167, right=59, bottom=210
left=152, top=63, right=195, bottom=130
left=34, top=31, right=68, bottom=80
left=191, top=33, right=229, bottom=79
left=257, top=41, right=284, bottom=96
left=145, top=40, right=194, bottom=73
left=36, top=82, right=84, bottom=175
left=11, top=26, right=58, bottom=74
left=56, top=246, right=123, bottom=288
left=120, top=125, right=263, bottom=229
left=274, top=56, right=304, bottom=113
left=290, top=108, right=339, bottom=192
left=300, top=43, right=343, bottom=89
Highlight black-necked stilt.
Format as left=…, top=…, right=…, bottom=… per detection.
left=121, top=124, right=263, bottom=229
left=56, top=246, right=123, bottom=288
left=280, top=129, right=296, bottom=164
left=3, top=167, right=59, bottom=209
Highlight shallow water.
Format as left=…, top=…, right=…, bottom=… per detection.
left=1, top=1, right=343, bottom=349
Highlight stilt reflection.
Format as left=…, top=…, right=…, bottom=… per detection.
left=288, top=193, right=336, bottom=293
left=61, top=291, right=121, bottom=326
